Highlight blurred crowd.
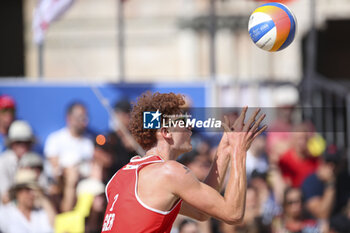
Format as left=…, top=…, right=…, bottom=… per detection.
left=172, top=102, right=350, bottom=233
left=0, top=93, right=349, bottom=233
left=0, top=95, right=135, bottom=233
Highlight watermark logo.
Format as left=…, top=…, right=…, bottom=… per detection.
left=143, top=110, right=222, bottom=129
left=143, top=110, right=162, bottom=129
left=163, top=115, right=221, bottom=129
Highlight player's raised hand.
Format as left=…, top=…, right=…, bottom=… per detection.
left=222, top=107, right=267, bottom=152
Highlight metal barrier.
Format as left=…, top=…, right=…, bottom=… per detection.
left=306, top=74, right=350, bottom=173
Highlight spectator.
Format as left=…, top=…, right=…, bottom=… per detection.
left=0, top=120, right=35, bottom=203
left=104, top=99, right=136, bottom=178
left=220, top=186, right=269, bottom=233
left=44, top=102, right=94, bottom=212
left=177, top=150, right=212, bottom=182
left=44, top=102, right=93, bottom=180
left=54, top=177, right=105, bottom=233
left=246, top=134, right=269, bottom=180
left=250, top=170, right=281, bottom=227
left=272, top=187, right=323, bottom=233
left=333, top=151, right=350, bottom=216
left=83, top=179, right=107, bottom=233
left=18, top=152, right=49, bottom=193
left=178, top=219, right=199, bottom=233
left=267, top=85, right=298, bottom=166
left=0, top=95, right=16, bottom=152
left=173, top=150, right=212, bottom=233
left=330, top=198, right=350, bottom=233
left=93, top=140, right=114, bottom=184
left=0, top=169, right=54, bottom=233
left=278, top=123, right=319, bottom=187
left=301, top=145, right=339, bottom=220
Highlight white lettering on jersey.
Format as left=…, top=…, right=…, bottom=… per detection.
left=102, top=194, right=119, bottom=231
left=102, top=213, right=115, bottom=231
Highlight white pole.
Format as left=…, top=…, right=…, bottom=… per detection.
left=117, top=0, right=125, bottom=82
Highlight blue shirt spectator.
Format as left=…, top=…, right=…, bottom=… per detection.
left=301, top=173, right=324, bottom=202
left=301, top=146, right=339, bottom=220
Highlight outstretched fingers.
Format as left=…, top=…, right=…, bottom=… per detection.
left=249, top=113, right=266, bottom=134
left=222, top=115, right=231, bottom=132
left=233, top=106, right=248, bottom=131
left=253, top=125, right=268, bottom=139
left=243, top=108, right=261, bottom=132
left=246, top=125, right=268, bottom=149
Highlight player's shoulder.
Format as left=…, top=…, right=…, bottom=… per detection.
left=162, top=160, right=187, bottom=173
left=144, top=159, right=180, bottom=172
left=140, top=160, right=197, bottom=193
left=145, top=160, right=189, bottom=179
left=158, top=160, right=194, bottom=184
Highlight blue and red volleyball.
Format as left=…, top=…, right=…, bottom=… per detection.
left=248, top=2, right=297, bottom=52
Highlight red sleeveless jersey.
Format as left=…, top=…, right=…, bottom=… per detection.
left=101, top=155, right=182, bottom=233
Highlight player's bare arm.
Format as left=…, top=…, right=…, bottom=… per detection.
left=179, top=138, right=232, bottom=221
left=179, top=107, right=257, bottom=220
left=202, top=107, right=264, bottom=191
left=177, top=107, right=266, bottom=223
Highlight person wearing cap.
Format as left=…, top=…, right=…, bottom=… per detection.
left=0, top=169, right=54, bottom=233
left=19, top=152, right=49, bottom=193
left=0, top=95, right=16, bottom=152
left=0, top=120, right=36, bottom=204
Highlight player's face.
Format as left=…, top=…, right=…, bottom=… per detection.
left=169, top=117, right=192, bottom=154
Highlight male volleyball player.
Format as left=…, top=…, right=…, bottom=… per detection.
left=102, top=92, right=266, bottom=232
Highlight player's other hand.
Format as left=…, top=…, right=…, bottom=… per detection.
left=222, top=107, right=267, bottom=153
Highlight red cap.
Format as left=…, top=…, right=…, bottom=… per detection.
left=0, top=95, right=16, bottom=110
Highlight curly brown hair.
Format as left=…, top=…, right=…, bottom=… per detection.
left=129, top=92, right=185, bottom=150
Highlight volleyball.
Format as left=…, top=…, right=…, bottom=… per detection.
left=248, top=2, right=297, bottom=52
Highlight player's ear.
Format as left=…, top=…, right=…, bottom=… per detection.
left=160, top=127, right=172, bottom=139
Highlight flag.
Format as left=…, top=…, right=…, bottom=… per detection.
left=32, top=0, right=75, bottom=44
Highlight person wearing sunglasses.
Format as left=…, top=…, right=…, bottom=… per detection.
left=101, top=92, right=266, bottom=232
left=0, top=169, right=54, bottom=233
left=44, top=102, right=94, bottom=212
left=272, top=187, right=322, bottom=233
